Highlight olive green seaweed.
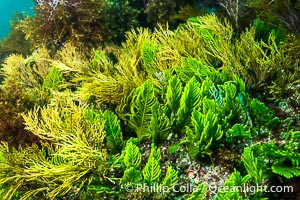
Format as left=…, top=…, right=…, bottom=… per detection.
left=0, top=94, right=111, bottom=199
left=0, top=11, right=299, bottom=200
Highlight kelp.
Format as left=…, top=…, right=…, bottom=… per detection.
left=51, top=30, right=151, bottom=104
left=118, top=142, right=179, bottom=199
left=185, top=183, right=207, bottom=200
left=185, top=109, right=223, bottom=160
left=102, top=110, right=125, bottom=154
left=215, top=170, right=251, bottom=199
left=0, top=78, right=38, bottom=146
left=116, top=57, right=281, bottom=162
left=47, top=14, right=298, bottom=105
left=0, top=48, right=54, bottom=146
left=248, top=0, right=300, bottom=34
left=17, top=0, right=142, bottom=50
left=176, top=15, right=299, bottom=100
left=0, top=93, right=111, bottom=199
left=0, top=12, right=299, bottom=200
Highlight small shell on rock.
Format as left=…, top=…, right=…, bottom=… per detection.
left=187, top=170, right=197, bottom=179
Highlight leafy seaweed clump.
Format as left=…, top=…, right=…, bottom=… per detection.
left=0, top=10, right=299, bottom=200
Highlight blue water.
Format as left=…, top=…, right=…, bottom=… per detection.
left=0, top=0, right=35, bottom=39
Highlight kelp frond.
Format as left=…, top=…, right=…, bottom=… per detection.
left=1, top=47, right=51, bottom=89
left=0, top=92, right=110, bottom=199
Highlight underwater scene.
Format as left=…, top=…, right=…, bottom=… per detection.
left=0, top=0, right=299, bottom=199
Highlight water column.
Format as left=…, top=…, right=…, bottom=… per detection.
left=0, top=0, right=34, bottom=40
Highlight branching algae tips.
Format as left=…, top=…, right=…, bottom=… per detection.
left=0, top=0, right=299, bottom=199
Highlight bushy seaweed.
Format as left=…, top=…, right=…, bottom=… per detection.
left=0, top=2, right=299, bottom=199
